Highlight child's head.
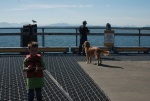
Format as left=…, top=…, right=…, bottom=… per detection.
left=28, top=41, right=38, bottom=56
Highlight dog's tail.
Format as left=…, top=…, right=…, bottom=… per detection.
left=103, top=50, right=109, bottom=56
left=95, top=49, right=109, bottom=58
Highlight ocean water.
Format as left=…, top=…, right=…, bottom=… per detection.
left=0, top=35, right=150, bottom=47
left=0, top=28, right=150, bottom=47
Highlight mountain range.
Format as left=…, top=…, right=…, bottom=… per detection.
left=0, top=22, right=150, bottom=28
left=0, top=22, right=78, bottom=27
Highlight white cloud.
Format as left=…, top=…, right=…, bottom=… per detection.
left=8, top=4, right=93, bottom=11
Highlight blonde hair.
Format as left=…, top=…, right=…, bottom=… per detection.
left=28, top=41, right=38, bottom=49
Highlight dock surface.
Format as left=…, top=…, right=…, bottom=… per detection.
left=0, top=53, right=150, bottom=101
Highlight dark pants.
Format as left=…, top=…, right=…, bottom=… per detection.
left=78, top=38, right=87, bottom=55
left=28, top=88, right=42, bottom=101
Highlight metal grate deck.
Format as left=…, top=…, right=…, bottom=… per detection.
left=0, top=53, right=150, bottom=101
left=0, top=54, right=110, bottom=101
left=43, top=54, right=109, bottom=101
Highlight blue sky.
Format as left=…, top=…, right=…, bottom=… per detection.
left=0, top=0, right=150, bottom=26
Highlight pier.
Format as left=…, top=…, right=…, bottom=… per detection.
left=0, top=53, right=150, bottom=101
left=0, top=26, right=150, bottom=101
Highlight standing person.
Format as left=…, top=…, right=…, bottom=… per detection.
left=23, top=41, right=45, bottom=101
left=78, top=21, right=90, bottom=55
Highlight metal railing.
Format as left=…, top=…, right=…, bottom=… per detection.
left=0, top=26, right=150, bottom=47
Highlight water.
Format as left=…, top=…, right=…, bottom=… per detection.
left=0, top=28, right=150, bottom=47
left=0, top=35, right=149, bottom=47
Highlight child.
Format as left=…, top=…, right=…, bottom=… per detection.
left=23, top=41, right=45, bottom=101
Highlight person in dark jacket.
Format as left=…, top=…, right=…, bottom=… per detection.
left=78, top=21, right=90, bottom=55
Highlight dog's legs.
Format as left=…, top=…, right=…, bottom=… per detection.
left=97, top=58, right=99, bottom=66
left=86, top=55, right=91, bottom=64
left=89, top=57, right=92, bottom=63
left=97, top=55, right=102, bottom=66
left=100, top=57, right=102, bottom=64
left=86, top=56, right=89, bottom=63
left=96, top=54, right=100, bottom=66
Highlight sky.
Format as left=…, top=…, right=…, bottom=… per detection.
left=0, top=0, right=150, bottom=27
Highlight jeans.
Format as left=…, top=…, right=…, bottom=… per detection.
left=28, top=88, right=42, bottom=101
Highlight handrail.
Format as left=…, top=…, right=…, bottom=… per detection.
left=0, top=26, right=150, bottom=48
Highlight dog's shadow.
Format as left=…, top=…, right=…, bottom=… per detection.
left=94, top=63, right=124, bottom=69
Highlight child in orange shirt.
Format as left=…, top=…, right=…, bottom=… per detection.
left=23, top=41, right=45, bottom=101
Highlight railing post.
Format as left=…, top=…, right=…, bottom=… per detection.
left=42, top=28, right=45, bottom=47
left=75, top=28, right=78, bottom=46
left=20, top=28, right=23, bottom=47
left=138, top=29, right=141, bottom=47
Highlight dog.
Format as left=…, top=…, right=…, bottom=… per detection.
left=84, top=41, right=109, bottom=66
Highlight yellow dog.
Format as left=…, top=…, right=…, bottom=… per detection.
left=84, top=41, right=109, bottom=66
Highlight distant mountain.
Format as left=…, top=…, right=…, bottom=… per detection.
left=0, top=22, right=30, bottom=27
left=0, top=22, right=77, bottom=27
left=0, top=22, right=105, bottom=28
left=43, top=23, right=72, bottom=27
left=0, top=22, right=150, bottom=27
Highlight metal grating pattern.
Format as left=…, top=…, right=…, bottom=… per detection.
left=1, top=53, right=149, bottom=100
left=0, top=55, right=70, bottom=101
left=0, top=54, right=110, bottom=101
left=42, top=72, right=70, bottom=101
left=0, top=55, right=27, bottom=101
left=43, top=54, right=110, bottom=101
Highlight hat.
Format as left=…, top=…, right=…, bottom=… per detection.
left=83, top=21, right=87, bottom=24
